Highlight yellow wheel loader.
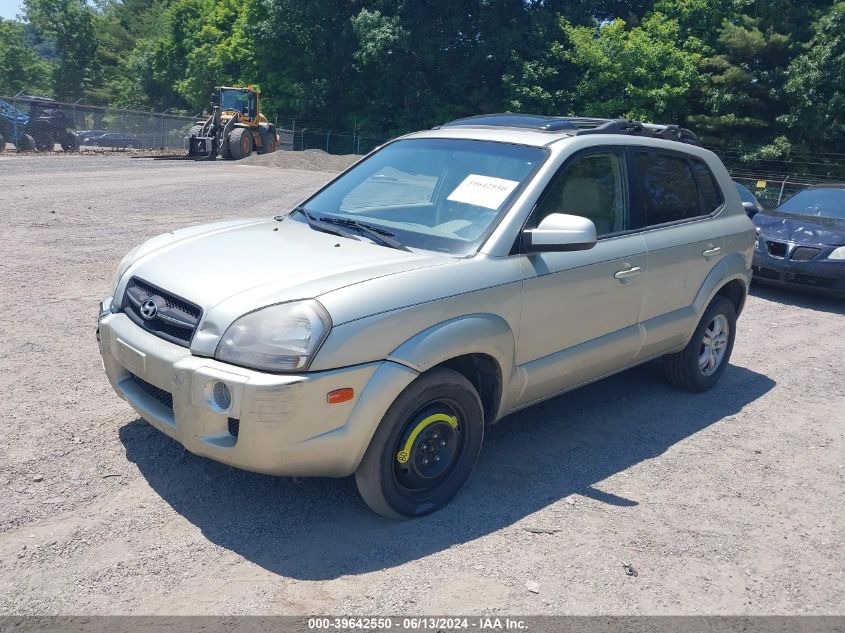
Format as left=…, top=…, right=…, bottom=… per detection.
left=185, top=86, right=279, bottom=160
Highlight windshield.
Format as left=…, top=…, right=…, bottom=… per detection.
left=776, top=187, right=845, bottom=221
left=297, top=138, right=547, bottom=255
left=219, top=89, right=247, bottom=112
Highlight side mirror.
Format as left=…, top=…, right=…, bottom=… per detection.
left=522, top=213, right=597, bottom=253
left=741, top=201, right=759, bottom=218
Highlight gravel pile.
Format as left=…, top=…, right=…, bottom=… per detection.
left=241, top=149, right=362, bottom=171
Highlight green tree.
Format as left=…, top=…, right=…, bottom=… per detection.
left=88, top=0, right=167, bottom=104
left=22, top=0, right=99, bottom=99
left=563, top=12, right=704, bottom=121
left=248, top=0, right=361, bottom=120
left=0, top=19, right=53, bottom=95
left=785, top=2, right=845, bottom=147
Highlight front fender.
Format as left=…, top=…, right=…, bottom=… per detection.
left=387, top=313, right=518, bottom=420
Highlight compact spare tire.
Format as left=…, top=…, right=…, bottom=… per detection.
left=355, top=367, right=485, bottom=519
left=663, top=295, right=737, bottom=392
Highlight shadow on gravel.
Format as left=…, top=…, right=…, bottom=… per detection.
left=750, top=282, right=845, bottom=315
left=120, top=361, right=774, bottom=580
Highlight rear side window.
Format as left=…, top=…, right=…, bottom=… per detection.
left=634, top=151, right=701, bottom=226
left=691, top=159, right=724, bottom=213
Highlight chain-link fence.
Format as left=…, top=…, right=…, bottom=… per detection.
left=0, top=95, right=392, bottom=157
left=273, top=119, right=390, bottom=155
left=717, top=148, right=845, bottom=210
left=0, top=94, right=196, bottom=152
left=730, top=174, right=812, bottom=209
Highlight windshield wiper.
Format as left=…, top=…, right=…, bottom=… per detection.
left=319, top=217, right=412, bottom=252
left=283, top=207, right=361, bottom=241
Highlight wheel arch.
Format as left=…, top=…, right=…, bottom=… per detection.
left=386, top=313, right=516, bottom=424
left=715, top=278, right=747, bottom=317
left=681, top=253, right=749, bottom=349
left=435, top=353, right=502, bottom=425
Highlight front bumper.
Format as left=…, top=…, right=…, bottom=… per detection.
left=752, top=249, right=845, bottom=297
left=98, top=311, right=418, bottom=476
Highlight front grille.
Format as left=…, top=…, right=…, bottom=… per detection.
left=130, top=373, right=173, bottom=410
left=766, top=241, right=788, bottom=258
left=785, top=272, right=835, bottom=288
left=790, top=246, right=821, bottom=262
left=753, top=265, right=781, bottom=280
left=123, top=277, right=202, bottom=347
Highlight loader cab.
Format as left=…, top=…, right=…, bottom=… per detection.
left=215, top=87, right=258, bottom=124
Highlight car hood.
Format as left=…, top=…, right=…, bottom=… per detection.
left=753, top=211, right=845, bottom=246
left=117, top=217, right=449, bottom=334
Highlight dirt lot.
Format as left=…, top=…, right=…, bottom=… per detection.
left=0, top=153, right=843, bottom=615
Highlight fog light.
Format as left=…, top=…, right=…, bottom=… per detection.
left=209, top=381, right=232, bottom=412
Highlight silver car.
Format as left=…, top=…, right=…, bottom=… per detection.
left=97, top=115, right=755, bottom=518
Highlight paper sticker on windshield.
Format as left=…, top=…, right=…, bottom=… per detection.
left=447, top=174, right=520, bottom=209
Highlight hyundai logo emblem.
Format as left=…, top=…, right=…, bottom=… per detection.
left=140, top=298, right=159, bottom=320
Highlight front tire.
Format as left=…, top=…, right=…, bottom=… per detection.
left=663, top=295, right=737, bottom=392
left=227, top=127, right=252, bottom=160
left=17, top=134, right=36, bottom=152
left=355, top=367, right=484, bottom=519
left=33, top=132, right=54, bottom=151
left=59, top=131, right=79, bottom=151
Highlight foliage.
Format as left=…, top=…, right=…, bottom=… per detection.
left=4, top=0, right=845, bottom=155
left=21, top=0, right=99, bottom=99
left=0, top=19, right=53, bottom=95
left=785, top=2, right=845, bottom=146
left=562, top=13, right=705, bottom=121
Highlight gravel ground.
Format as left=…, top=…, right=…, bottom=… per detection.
left=0, top=153, right=843, bottom=615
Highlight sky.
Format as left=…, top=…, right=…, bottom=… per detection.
left=0, top=0, right=22, bottom=19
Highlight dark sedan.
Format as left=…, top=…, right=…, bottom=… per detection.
left=752, top=184, right=845, bottom=296
left=86, top=132, right=142, bottom=149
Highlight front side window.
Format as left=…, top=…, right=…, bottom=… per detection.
left=635, top=151, right=701, bottom=226
left=534, top=152, right=627, bottom=236
left=300, top=138, right=547, bottom=255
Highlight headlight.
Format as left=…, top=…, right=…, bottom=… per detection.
left=828, top=246, right=845, bottom=260
left=215, top=300, right=331, bottom=372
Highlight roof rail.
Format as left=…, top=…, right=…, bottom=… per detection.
left=438, top=114, right=701, bottom=146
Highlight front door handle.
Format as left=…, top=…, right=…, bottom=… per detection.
left=614, top=266, right=642, bottom=280
left=702, top=246, right=722, bottom=258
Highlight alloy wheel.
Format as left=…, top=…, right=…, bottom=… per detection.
left=699, top=314, right=729, bottom=377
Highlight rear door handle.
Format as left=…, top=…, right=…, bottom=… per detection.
left=614, top=266, right=642, bottom=280
left=702, top=247, right=722, bottom=258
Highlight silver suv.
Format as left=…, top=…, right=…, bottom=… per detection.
left=97, top=115, right=755, bottom=518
